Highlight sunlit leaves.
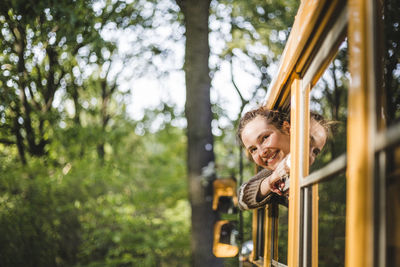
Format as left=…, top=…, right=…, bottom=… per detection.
left=0, top=120, right=190, bottom=266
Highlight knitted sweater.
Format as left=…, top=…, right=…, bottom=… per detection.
left=238, top=169, right=274, bottom=210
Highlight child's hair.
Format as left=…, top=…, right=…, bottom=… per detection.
left=237, top=106, right=289, bottom=147
left=310, top=111, right=336, bottom=137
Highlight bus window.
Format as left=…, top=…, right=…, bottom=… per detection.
left=382, top=0, right=400, bottom=126
left=380, top=1, right=400, bottom=265
left=212, top=178, right=238, bottom=214
left=307, top=39, right=348, bottom=267
left=383, top=146, right=400, bottom=266
left=277, top=205, right=288, bottom=265
left=310, top=40, right=349, bottom=171
left=318, top=173, right=346, bottom=267
left=213, top=220, right=239, bottom=258
left=255, top=208, right=265, bottom=261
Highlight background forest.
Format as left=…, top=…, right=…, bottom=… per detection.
left=0, top=0, right=348, bottom=266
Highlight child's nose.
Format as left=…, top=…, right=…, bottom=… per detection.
left=259, top=146, right=269, bottom=157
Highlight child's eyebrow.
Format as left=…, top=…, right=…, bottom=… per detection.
left=256, top=130, right=269, bottom=141
left=256, top=133, right=264, bottom=141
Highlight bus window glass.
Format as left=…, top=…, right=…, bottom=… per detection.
left=309, top=39, right=348, bottom=267
left=219, top=221, right=238, bottom=245
left=277, top=205, right=288, bottom=265
left=256, top=208, right=265, bottom=260
left=318, top=173, right=346, bottom=267
left=381, top=1, right=400, bottom=265
left=382, top=0, right=400, bottom=126
left=310, top=40, right=348, bottom=171
left=385, top=146, right=400, bottom=266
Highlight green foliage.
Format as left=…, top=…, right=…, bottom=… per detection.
left=0, top=1, right=190, bottom=266
left=0, top=0, right=107, bottom=158
left=222, top=0, right=299, bottom=54
left=0, top=0, right=168, bottom=163
left=210, top=0, right=299, bottom=117
left=0, top=122, right=190, bottom=267
left=0, top=158, right=80, bottom=266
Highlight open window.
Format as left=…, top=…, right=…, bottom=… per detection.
left=212, top=178, right=239, bottom=258
left=212, top=178, right=238, bottom=214
left=212, top=220, right=239, bottom=258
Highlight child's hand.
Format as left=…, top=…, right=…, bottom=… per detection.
left=268, top=155, right=290, bottom=195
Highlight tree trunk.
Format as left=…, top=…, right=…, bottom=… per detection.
left=177, top=0, right=223, bottom=266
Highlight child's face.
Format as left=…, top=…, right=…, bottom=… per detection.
left=309, top=119, right=327, bottom=165
left=241, top=116, right=290, bottom=170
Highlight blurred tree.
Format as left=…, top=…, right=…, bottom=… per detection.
left=0, top=0, right=104, bottom=162
left=0, top=120, right=191, bottom=267
left=176, top=0, right=223, bottom=266
left=0, top=0, right=154, bottom=163
left=0, top=1, right=192, bottom=267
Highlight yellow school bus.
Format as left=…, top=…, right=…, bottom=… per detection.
left=226, top=0, right=400, bottom=266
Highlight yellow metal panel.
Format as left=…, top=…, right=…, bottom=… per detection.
left=263, top=204, right=279, bottom=266
left=212, top=178, right=238, bottom=210
left=265, top=0, right=328, bottom=108
left=301, top=84, right=310, bottom=176
left=346, top=0, right=375, bottom=266
left=289, top=79, right=310, bottom=267
left=301, top=83, right=310, bottom=267
left=295, top=0, right=342, bottom=76
left=264, top=205, right=273, bottom=266
left=288, top=79, right=301, bottom=267
left=312, top=184, right=319, bottom=267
